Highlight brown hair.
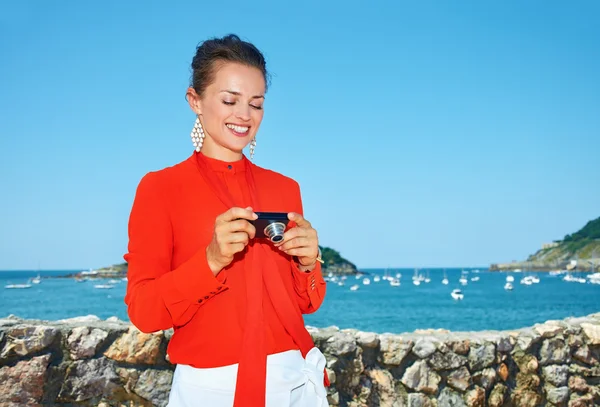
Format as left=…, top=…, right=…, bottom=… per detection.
left=191, top=34, right=269, bottom=96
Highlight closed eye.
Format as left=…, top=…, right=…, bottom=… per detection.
left=222, top=100, right=262, bottom=110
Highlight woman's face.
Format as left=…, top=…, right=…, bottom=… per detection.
left=191, top=62, right=265, bottom=160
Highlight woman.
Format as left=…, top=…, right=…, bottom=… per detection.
left=124, top=34, right=328, bottom=407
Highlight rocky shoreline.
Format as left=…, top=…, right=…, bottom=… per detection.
left=489, top=261, right=598, bottom=272
left=1, top=313, right=599, bottom=406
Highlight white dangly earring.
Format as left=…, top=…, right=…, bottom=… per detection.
left=191, top=116, right=205, bottom=152
left=249, top=137, right=256, bottom=160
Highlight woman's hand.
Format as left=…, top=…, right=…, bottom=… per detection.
left=275, top=212, right=320, bottom=272
left=206, top=207, right=257, bottom=275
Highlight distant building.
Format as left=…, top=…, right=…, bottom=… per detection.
left=542, top=242, right=559, bottom=250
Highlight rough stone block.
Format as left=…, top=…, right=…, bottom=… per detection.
left=400, top=360, right=441, bottom=395
left=0, top=354, right=51, bottom=405
left=379, top=335, right=413, bottom=366
left=104, top=326, right=164, bottom=365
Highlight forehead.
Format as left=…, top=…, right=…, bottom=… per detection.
left=210, top=62, right=265, bottom=95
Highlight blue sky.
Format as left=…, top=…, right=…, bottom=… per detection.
left=1, top=1, right=599, bottom=270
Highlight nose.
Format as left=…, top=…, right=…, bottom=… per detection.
left=234, top=104, right=251, bottom=122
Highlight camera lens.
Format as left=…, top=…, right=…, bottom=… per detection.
left=264, top=222, right=286, bottom=243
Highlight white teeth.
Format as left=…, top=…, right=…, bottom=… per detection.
left=226, top=124, right=249, bottom=133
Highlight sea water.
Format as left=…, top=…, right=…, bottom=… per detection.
left=1, top=268, right=599, bottom=333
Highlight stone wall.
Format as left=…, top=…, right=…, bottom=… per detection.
left=1, top=313, right=599, bottom=407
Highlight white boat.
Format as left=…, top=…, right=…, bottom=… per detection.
left=350, top=284, right=360, bottom=291
left=5, top=283, right=32, bottom=289
left=506, top=275, right=515, bottom=282
left=451, top=289, right=464, bottom=300
left=504, top=282, right=513, bottom=290
left=337, top=281, right=345, bottom=287
left=520, top=276, right=533, bottom=285
left=586, top=272, right=600, bottom=284
left=442, top=269, right=449, bottom=285
left=373, top=275, right=381, bottom=282
left=362, top=278, right=371, bottom=285
left=514, top=268, right=522, bottom=273
left=563, top=273, right=587, bottom=284
left=459, top=271, right=468, bottom=286
left=588, top=273, right=600, bottom=285
left=31, top=274, right=41, bottom=284
left=471, top=276, right=480, bottom=282
left=94, top=284, right=114, bottom=289
left=107, top=279, right=121, bottom=284
left=530, top=275, right=540, bottom=284
left=389, top=278, right=401, bottom=287
left=412, top=269, right=422, bottom=285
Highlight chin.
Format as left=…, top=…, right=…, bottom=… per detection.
left=224, top=138, right=253, bottom=153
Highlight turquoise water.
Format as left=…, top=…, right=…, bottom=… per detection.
left=1, top=268, right=599, bottom=333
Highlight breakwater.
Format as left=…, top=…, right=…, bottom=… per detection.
left=1, top=313, right=599, bottom=406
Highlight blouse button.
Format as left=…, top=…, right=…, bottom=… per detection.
left=227, top=165, right=233, bottom=170
left=204, top=296, right=209, bottom=300
left=197, top=299, right=203, bottom=303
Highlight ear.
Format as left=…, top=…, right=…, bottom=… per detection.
left=186, top=87, right=202, bottom=115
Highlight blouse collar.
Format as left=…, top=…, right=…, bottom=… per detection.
left=193, top=151, right=248, bottom=173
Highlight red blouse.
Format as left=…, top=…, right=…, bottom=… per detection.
left=124, top=153, right=327, bottom=368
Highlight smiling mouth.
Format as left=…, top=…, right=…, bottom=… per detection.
left=226, top=123, right=250, bottom=136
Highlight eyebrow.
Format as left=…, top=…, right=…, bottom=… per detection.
left=220, top=90, right=265, bottom=99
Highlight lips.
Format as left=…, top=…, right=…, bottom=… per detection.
left=226, top=123, right=250, bottom=137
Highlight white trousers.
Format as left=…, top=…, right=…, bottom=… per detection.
left=166, top=347, right=328, bottom=407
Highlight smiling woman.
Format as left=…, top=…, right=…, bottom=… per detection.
left=123, top=34, right=328, bottom=407
left=187, top=50, right=266, bottom=160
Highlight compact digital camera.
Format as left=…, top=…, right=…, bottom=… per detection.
left=250, top=212, right=290, bottom=243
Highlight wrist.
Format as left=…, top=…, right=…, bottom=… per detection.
left=297, top=260, right=317, bottom=273
left=206, top=247, right=223, bottom=276
left=297, top=246, right=323, bottom=272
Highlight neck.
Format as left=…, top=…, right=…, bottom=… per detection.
left=201, top=137, right=243, bottom=162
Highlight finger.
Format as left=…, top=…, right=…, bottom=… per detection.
left=227, top=219, right=256, bottom=238
left=275, top=227, right=304, bottom=246
left=277, top=237, right=311, bottom=252
left=288, top=212, right=311, bottom=228
left=228, top=242, right=246, bottom=255
left=275, top=226, right=317, bottom=247
left=219, top=207, right=257, bottom=223
left=226, top=232, right=251, bottom=245
left=281, top=247, right=315, bottom=258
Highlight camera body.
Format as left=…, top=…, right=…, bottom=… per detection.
left=250, top=212, right=290, bottom=243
